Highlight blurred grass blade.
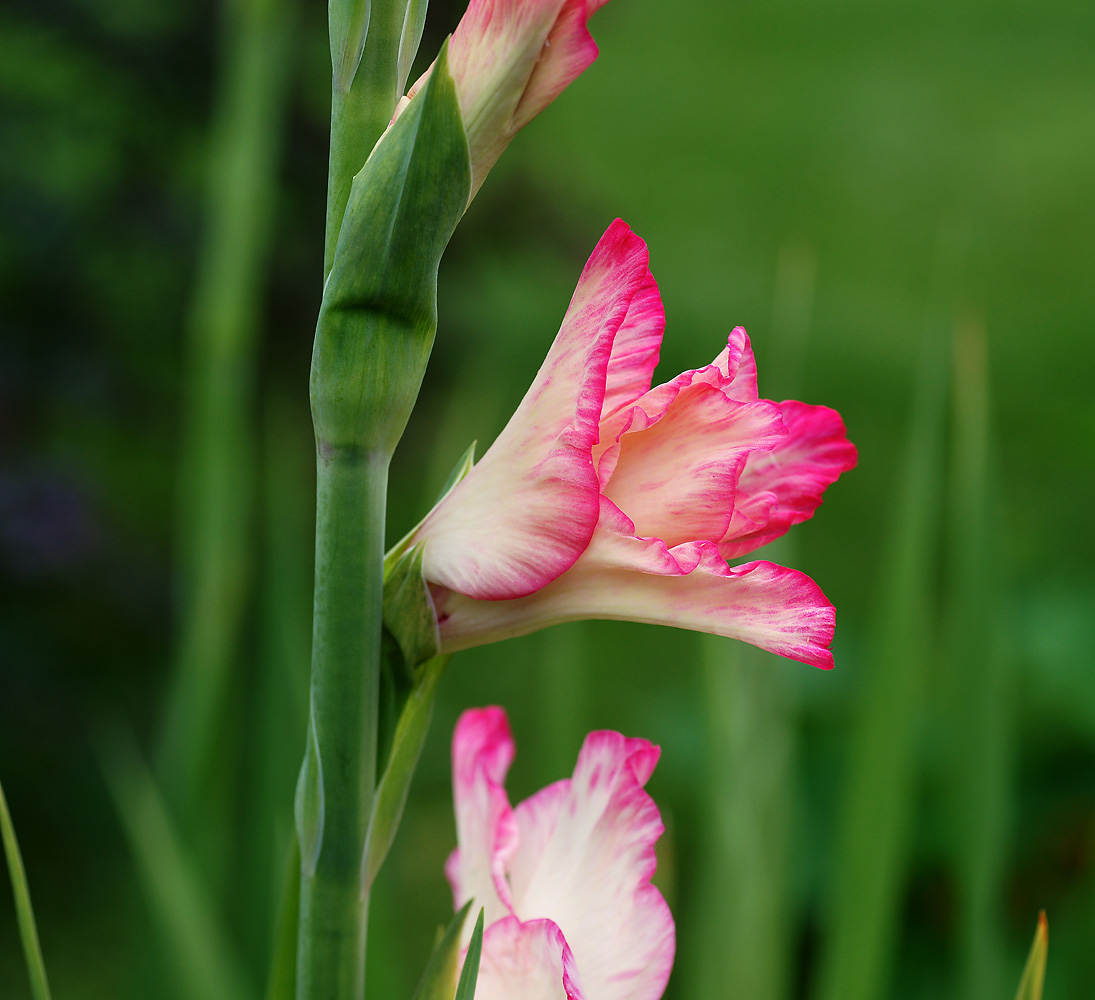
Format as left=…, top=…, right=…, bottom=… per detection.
left=453, top=908, right=484, bottom=1000
left=1014, top=913, right=1048, bottom=1000
left=945, top=312, right=1012, bottom=1000
left=99, top=728, right=257, bottom=1000
left=410, top=901, right=473, bottom=1000
left=687, top=636, right=795, bottom=1000
left=264, top=838, right=301, bottom=1000
left=0, top=777, right=53, bottom=1000
left=683, top=239, right=816, bottom=1000
left=815, top=226, right=964, bottom=1000
left=158, top=0, right=291, bottom=836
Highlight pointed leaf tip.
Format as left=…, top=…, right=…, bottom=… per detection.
left=1013, top=911, right=1048, bottom=1000
left=411, top=901, right=474, bottom=1000
left=383, top=544, right=441, bottom=670
left=454, top=908, right=485, bottom=1000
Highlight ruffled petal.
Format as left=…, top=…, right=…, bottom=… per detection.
left=475, top=917, right=585, bottom=1000
left=708, top=325, right=759, bottom=401
left=447, top=708, right=519, bottom=931
left=720, top=401, right=858, bottom=559
left=435, top=499, right=837, bottom=669
left=504, top=732, right=673, bottom=1000
left=603, top=383, right=785, bottom=546
left=417, top=220, right=649, bottom=600
left=595, top=326, right=762, bottom=483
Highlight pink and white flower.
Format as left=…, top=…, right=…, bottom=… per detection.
left=410, top=220, right=857, bottom=670
left=448, top=707, right=674, bottom=1000
left=402, top=0, right=612, bottom=198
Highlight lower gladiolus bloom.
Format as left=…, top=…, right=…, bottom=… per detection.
left=447, top=707, right=674, bottom=1000
left=409, top=220, right=857, bottom=669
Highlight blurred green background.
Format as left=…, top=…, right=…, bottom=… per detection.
left=2, top=0, right=1094, bottom=997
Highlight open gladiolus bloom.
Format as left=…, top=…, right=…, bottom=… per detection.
left=402, top=0, right=612, bottom=198
left=410, top=220, right=856, bottom=669
left=448, top=707, right=674, bottom=999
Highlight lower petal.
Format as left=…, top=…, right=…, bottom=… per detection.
left=475, top=917, right=585, bottom=1000
left=435, top=505, right=836, bottom=669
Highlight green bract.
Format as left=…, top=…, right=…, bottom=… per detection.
left=311, top=39, right=472, bottom=456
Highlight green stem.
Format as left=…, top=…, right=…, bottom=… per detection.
left=324, top=0, right=407, bottom=280
left=296, top=447, right=388, bottom=999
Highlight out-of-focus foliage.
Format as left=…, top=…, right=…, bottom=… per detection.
left=2, top=0, right=1094, bottom=998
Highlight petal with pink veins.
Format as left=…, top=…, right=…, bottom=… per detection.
left=720, top=401, right=858, bottom=559
left=475, top=917, right=585, bottom=1000
left=417, top=220, right=650, bottom=600
left=504, top=731, right=674, bottom=1000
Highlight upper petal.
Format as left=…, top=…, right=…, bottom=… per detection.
left=447, top=708, right=519, bottom=930
left=720, top=401, right=858, bottom=559
left=602, top=383, right=786, bottom=547
left=417, top=220, right=650, bottom=600
left=506, top=731, right=674, bottom=1000
left=475, top=917, right=585, bottom=1000
left=599, top=269, right=665, bottom=423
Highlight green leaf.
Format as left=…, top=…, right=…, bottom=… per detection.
left=1013, top=913, right=1048, bottom=1000
left=383, top=543, right=441, bottom=670
left=365, top=654, right=449, bottom=887
left=0, top=776, right=53, bottom=1000
left=312, top=39, right=471, bottom=455
left=454, top=908, right=484, bottom=1000
left=330, top=0, right=370, bottom=93
left=410, top=901, right=473, bottom=1000
left=97, top=728, right=256, bottom=1000
left=432, top=440, right=477, bottom=506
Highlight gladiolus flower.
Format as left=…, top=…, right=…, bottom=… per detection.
left=409, top=220, right=857, bottom=669
left=447, top=707, right=674, bottom=1000
left=400, top=0, right=612, bottom=199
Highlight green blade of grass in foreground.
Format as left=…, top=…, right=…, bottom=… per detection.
left=410, top=902, right=474, bottom=1000
left=0, top=776, right=53, bottom=1000
left=453, top=909, right=484, bottom=1000
left=1014, top=913, right=1048, bottom=1000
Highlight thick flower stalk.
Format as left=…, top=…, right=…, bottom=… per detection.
left=405, top=220, right=857, bottom=669
left=447, top=707, right=675, bottom=999
left=398, top=0, right=613, bottom=199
